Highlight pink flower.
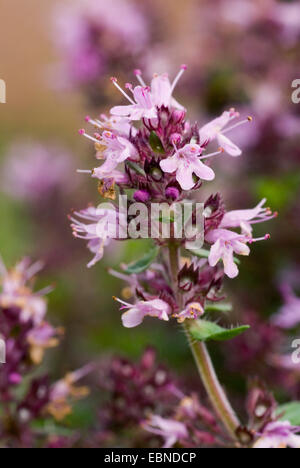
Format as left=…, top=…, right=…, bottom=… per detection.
left=1, top=141, right=74, bottom=202
left=220, top=198, right=277, bottom=236
left=253, top=421, right=300, bottom=449
left=206, top=228, right=271, bottom=278
left=200, top=110, right=251, bottom=157
left=70, top=206, right=122, bottom=267
left=0, top=258, right=50, bottom=325
left=114, top=298, right=171, bottom=328
left=111, top=84, right=157, bottom=121
left=173, top=302, right=204, bottom=323
left=94, top=130, right=138, bottom=175
left=110, top=66, right=186, bottom=121
left=143, top=415, right=188, bottom=448
left=27, top=322, right=61, bottom=364
left=272, top=285, right=300, bottom=329
left=206, top=229, right=251, bottom=278
left=160, top=143, right=215, bottom=190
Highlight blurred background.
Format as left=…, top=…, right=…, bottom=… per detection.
left=0, top=0, right=299, bottom=443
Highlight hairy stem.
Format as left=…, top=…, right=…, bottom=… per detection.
left=168, top=243, right=240, bottom=443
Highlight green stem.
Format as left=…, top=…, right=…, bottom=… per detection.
left=168, top=243, right=240, bottom=443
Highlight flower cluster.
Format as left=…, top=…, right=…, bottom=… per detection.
left=87, top=348, right=225, bottom=448
left=0, top=258, right=89, bottom=447
left=72, top=67, right=276, bottom=329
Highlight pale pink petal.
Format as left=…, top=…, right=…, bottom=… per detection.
left=192, top=160, right=215, bottom=181
left=176, top=165, right=195, bottom=190
left=151, top=74, right=172, bottom=107
left=223, top=248, right=239, bottom=278
left=133, top=86, right=153, bottom=109
left=110, top=104, right=135, bottom=117
left=208, top=239, right=223, bottom=267
left=217, top=133, right=242, bottom=157
left=160, top=156, right=179, bottom=173
left=121, top=307, right=145, bottom=328
left=232, top=240, right=250, bottom=256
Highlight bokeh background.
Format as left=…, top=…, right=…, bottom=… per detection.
left=0, top=0, right=299, bottom=442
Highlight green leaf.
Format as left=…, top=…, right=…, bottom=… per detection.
left=276, top=402, right=300, bottom=426
left=149, top=131, right=165, bottom=154
left=189, top=319, right=250, bottom=342
left=125, top=246, right=160, bottom=274
left=205, top=303, right=233, bottom=313
left=126, top=161, right=146, bottom=177
left=189, top=248, right=241, bottom=265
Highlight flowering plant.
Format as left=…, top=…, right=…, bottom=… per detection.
left=70, top=66, right=300, bottom=448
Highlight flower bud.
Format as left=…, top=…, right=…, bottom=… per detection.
left=133, top=190, right=150, bottom=203
left=170, top=133, right=182, bottom=146
left=172, top=109, right=185, bottom=124
left=165, top=186, right=180, bottom=201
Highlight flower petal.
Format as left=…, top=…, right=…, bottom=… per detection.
left=121, top=307, right=145, bottom=328
left=217, top=133, right=242, bottom=157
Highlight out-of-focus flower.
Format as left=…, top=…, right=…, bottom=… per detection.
left=143, top=415, right=188, bottom=448
left=53, top=0, right=149, bottom=89
left=46, top=365, right=92, bottom=421
left=0, top=257, right=86, bottom=447
left=1, top=141, right=75, bottom=202
left=253, top=421, right=300, bottom=449
left=273, top=284, right=300, bottom=329
left=70, top=205, right=125, bottom=267
left=0, top=258, right=50, bottom=326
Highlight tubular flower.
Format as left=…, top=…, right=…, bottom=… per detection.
left=206, top=228, right=270, bottom=279
left=173, top=302, right=204, bottom=323
left=114, top=298, right=171, bottom=328
left=160, top=143, right=215, bottom=190
left=220, top=198, right=277, bottom=236
left=200, top=109, right=252, bottom=156
left=70, top=206, right=124, bottom=267
left=110, top=66, right=186, bottom=121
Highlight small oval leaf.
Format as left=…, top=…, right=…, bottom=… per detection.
left=149, top=131, right=165, bottom=154
left=125, top=246, right=160, bottom=274
left=276, top=402, right=300, bottom=426
left=189, top=319, right=250, bottom=342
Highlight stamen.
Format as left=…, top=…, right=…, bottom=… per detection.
left=249, top=234, right=271, bottom=244
left=78, top=129, right=100, bottom=144
left=110, top=77, right=135, bottom=104
left=223, top=117, right=253, bottom=134
left=170, top=64, right=187, bottom=93
left=112, top=296, right=131, bottom=307
left=134, top=69, right=146, bottom=87
left=199, top=147, right=224, bottom=160
left=85, top=116, right=103, bottom=129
